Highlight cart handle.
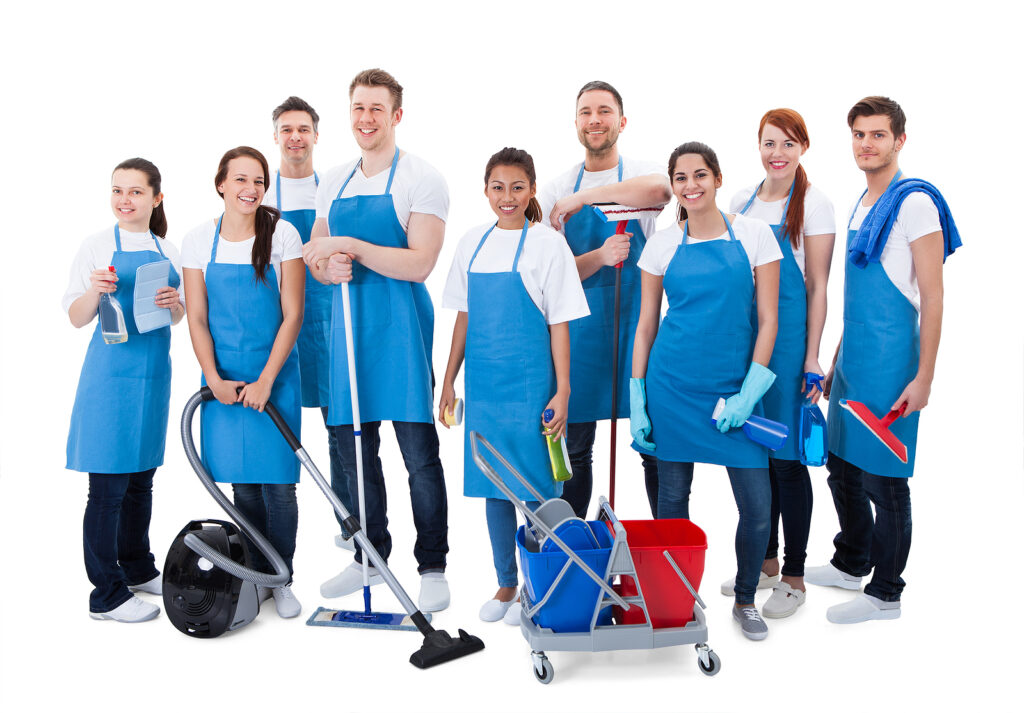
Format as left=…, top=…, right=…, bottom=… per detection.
left=597, top=496, right=627, bottom=540
left=662, top=550, right=707, bottom=610
left=470, top=431, right=630, bottom=610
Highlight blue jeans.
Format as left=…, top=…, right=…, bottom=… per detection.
left=765, top=458, right=813, bottom=577
left=485, top=498, right=539, bottom=588
left=328, top=421, right=449, bottom=573
left=656, top=460, right=770, bottom=606
left=231, top=483, right=298, bottom=580
left=83, top=469, right=159, bottom=613
left=826, top=453, right=912, bottom=602
left=321, top=406, right=355, bottom=536
left=563, top=421, right=659, bottom=519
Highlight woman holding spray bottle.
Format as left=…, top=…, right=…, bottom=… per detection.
left=631, top=142, right=781, bottom=641
left=438, top=148, right=588, bottom=624
left=65, top=158, right=184, bottom=623
left=722, top=109, right=836, bottom=617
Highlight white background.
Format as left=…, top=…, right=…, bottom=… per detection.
left=1, top=1, right=1020, bottom=711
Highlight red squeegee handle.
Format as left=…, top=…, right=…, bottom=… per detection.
left=613, top=220, right=628, bottom=268
left=881, top=403, right=908, bottom=429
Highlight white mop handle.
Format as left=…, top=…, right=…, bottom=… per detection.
left=341, top=282, right=369, bottom=588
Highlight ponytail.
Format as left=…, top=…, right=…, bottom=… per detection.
left=525, top=196, right=542, bottom=224
left=784, top=165, right=809, bottom=249
left=113, top=157, right=167, bottom=238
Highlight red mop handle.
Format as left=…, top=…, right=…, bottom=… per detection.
left=881, top=403, right=908, bottom=428
left=608, top=219, right=628, bottom=508
left=613, top=219, right=627, bottom=268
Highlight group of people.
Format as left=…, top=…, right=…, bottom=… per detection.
left=64, top=70, right=960, bottom=644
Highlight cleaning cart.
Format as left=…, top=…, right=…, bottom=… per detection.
left=470, top=432, right=720, bottom=684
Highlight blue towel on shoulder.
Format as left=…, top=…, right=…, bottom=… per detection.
left=849, top=178, right=962, bottom=268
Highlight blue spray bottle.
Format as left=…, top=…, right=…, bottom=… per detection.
left=799, top=373, right=828, bottom=467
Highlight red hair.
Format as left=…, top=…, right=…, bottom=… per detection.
left=758, top=108, right=810, bottom=249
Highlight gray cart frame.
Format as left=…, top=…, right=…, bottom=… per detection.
left=471, top=432, right=721, bottom=683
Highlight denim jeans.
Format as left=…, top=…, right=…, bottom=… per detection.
left=765, top=458, right=813, bottom=577
left=656, top=459, right=770, bottom=605
left=328, top=421, right=449, bottom=573
left=485, top=498, right=539, bottom=588
left=826, top=453, right=912, bottom=602
left=231, top=483, right=298, bottom=580
left=563, top=421, right=659, bottom=519
left=321, top=406, right=355, bottom=536
left=83, top=469, right=159, bottom=613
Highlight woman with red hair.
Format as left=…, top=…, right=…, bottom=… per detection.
left=723, top=109, right=836, bottom=618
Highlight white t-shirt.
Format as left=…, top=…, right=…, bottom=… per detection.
left=729, top=184, right=836, bottom=278
left=847, top=191, right=941, bottom=312
left=638, top=214, right=783, bottom=281
left=263, top=172, right=318, bottom=212
left=442, top=222, right=590, bottom=326
left=181, top=218, right=303, bottom=291
left=315, top=152, right=449, bottom=232
left=539, top=156, right=666, bottom=240
left=62, top=226, right=184, bottom=314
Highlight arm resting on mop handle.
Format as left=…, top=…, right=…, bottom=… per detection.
left=470, top=432, right=630, bottom=610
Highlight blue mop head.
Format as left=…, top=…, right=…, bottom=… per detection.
left=305, top=607, right=430, bottom=632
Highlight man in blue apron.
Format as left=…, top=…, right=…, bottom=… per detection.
left=265, top=96, right=356, bottom=551
left=303, top=69, right=450, bottom=612
left=810, top=96, right=960, bottom=624
left=538, top=81, right=671, bottom=519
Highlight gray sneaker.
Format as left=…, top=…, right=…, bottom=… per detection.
left=732, top=605, right=769, bottom=641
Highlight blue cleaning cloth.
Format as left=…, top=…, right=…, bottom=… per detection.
left=849, top=179, right=962, bottom=268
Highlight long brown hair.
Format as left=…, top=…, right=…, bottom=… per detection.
left=758, top=108, right=810, bottom=248
left=214, top=146, right=280, bottom=285
left=484, top=147, right=543, bottom=224
left=113, top=158, right=167, bottom=237
left=667, top=142, right=721, bottom=222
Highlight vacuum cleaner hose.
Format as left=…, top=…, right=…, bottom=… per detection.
left=179, top=389, right=291, bottom=588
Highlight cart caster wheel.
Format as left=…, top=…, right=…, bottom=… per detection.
left=533, top=658, right=554, bottom=684
left=697, top=650, right=721, bottom=676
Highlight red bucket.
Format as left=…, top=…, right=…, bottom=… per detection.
left=610, top=519, right=707, bottom=629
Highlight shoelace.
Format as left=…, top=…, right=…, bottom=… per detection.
left=275, top=587, right=295, bottom=600
left=739, top=607, right=763, bottom=622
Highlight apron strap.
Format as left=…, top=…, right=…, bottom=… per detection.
left=150, top=232, right=167, bottom=258
left=682, top=211, right=736, bottom=245
left=468, top=224, right=496, bottom=272
left=210, top=215, right=224, bottom=263
left=511, top=221, right=529, bottom=272
left=336, top=149, right=400, bottom=200
left=277, top=171, right=321, bottom=211
left=739, top=179, right=795, bottom=220
left=572, top=156, right=624, bottom=192
left=113, top=224, right=123, bottom=252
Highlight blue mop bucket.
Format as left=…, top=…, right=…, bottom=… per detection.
left=517, top=520, right=614, bottom=632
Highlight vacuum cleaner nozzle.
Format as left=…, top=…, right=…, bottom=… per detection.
left=409, top=628, right=485, bottom=669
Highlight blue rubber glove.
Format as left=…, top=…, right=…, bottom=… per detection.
left=717, top=363, right=777, bottom=433
left=630, top=378, right=655, bottom=450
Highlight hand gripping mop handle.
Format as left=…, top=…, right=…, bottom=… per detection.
left=180, top=389, right=290, bottom=588
left=470, top=431, right=630, bottom=610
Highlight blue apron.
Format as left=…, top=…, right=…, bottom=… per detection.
left=325, top=148, right=434, bottom=425
left=562, top=157, right=646, bottom=421
left=463, top=223, right=560, bottom=501
left=636, top=214, right=768, bottom=467
left=67, top=226, right=180, bottom=473
left=199, top=216, right=301, bottom=484
left=739, top=182, right=805, bottom=460
left=828, top=172, right=920, bottom=477
left=276, top=171, right=330, bottom=408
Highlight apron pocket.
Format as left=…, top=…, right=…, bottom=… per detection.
left=466, top=356, right=528, bottom=407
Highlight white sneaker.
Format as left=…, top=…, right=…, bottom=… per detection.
left=418, top=573, right=450, bottom=612
left=826, top=593, right=901, bottom=624
left=320, top=561, right=383, bottom=598
left=502, top=601, right=522, bottom=626
left=479, top=595, right=517, bottom=622
left=334, top=533, right=356, bottom=552
left=129, top=574, right=162, bottom=595
left=762, top=581, right=806, bottom=619
left=90, top=595, right=160, bottom=623
left=720, top=571, right=779, bottom=596
left=272, top=585, right=302, bottom=618
left=805, top=563, right=863, bottom=590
